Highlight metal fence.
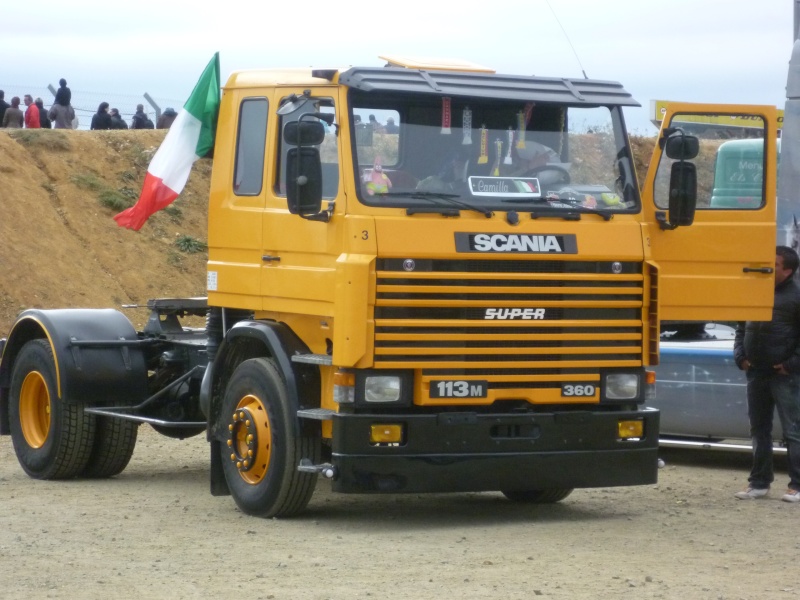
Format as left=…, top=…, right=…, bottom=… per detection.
left=1, top=83, right=183, bottom=130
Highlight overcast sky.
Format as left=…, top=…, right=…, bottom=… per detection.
left=1, top=0, right=796, bottom=133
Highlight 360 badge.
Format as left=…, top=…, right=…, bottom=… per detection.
left=561, top=383, right=596, bottom=397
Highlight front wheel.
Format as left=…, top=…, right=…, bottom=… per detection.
left=502, top=488, right=574, bottom=504
left=219, top=358, right=320, bottom=518
left=9, top=339, right=95, bottom=479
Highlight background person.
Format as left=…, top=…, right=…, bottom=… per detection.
left=2, top=96, right=23, bottom=128
left=131, top=104, right=153, bottom=129
left=368, top=113, right=384, bottom=133
left=51, top=77, right=74, bottom=129
left=90, top=102, right=112, bottom=130
left=54, top=78, right=71, bottom=106
left=734, top=245, right=800, bottom=502
left=35, top=98, right=51, bottom=128
left=23, top=95, right=40, bottom=129
left=156, top=107, right=177, bottom=129
left=0, top=90, right=9, bottom=126
left=109, top=108, right=128, bottom=129
left=49, top=101, right=75, bottom=129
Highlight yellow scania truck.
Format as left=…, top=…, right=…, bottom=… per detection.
left=0, top=56, right=780, bottom=517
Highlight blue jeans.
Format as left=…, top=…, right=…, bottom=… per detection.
left=746, top=370, right=800, bottom=491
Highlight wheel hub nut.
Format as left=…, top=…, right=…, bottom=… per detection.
left=228, top=409, right=258, bottom=472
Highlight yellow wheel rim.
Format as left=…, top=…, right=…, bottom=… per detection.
left=19, top=370, right=51, bottom=449
left=227, top=394, right=271, bottom=485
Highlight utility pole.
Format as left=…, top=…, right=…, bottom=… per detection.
left=144, top=93, right=161, bottom=120
left=796, top=0, right=800, bottom=41
left=778, top=0, right=800, bottom=245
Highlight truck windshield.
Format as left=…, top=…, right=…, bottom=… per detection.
left=350, top=93, right=639, bottom=214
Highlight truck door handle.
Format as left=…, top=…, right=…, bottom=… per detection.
left=743, top=267, right=773, bottom=273
left=262, top=255, right=281, bottom=262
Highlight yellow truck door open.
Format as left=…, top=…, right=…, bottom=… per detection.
left=640, top=102, right=780, bottom=322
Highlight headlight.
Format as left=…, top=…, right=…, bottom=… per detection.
left=605, top=373, right=639, bottom=400
left=364, top=376, right=402, bottom=403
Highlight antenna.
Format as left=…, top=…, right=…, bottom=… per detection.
left=545, top=0, right=588, bottom=79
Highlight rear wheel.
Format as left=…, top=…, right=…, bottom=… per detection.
left=9, top=339, right=95, bottom=479
left=220, top=358, right=320, bottom=518
left=80, top=412, right=138, bottom=478
left=502, top=488, right=574, bottom=503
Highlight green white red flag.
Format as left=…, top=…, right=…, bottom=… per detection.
left=114, top=53, right=220, bottom=230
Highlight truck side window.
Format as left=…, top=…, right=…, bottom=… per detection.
left=275, top=97, right=339, bottom=199
left=233, top=98, right=269, bottom=196
left=653, top=113, right=768, bottom=210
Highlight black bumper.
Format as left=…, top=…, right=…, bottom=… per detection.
left=330, top=407, right=659, bottom=493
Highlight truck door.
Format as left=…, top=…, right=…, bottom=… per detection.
left=641, top=103, right=780, bottom=322
left=260, top=88, right=342, bottom=316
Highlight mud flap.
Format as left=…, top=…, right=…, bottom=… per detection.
left=209, top=440, right=230, bottom=496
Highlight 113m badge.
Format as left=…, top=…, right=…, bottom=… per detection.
left=430, top=380, right=488, bottom=398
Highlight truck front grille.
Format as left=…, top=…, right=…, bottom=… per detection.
left=373, top=259, right=644, bottom=403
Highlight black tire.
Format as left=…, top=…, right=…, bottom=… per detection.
left=80, top=413, right=138, bottom=478
left=9, top=339, right=95, bottom=479
left=219, top=358, right=320, bottom=518
left=502, top=488, right=574, bottom=504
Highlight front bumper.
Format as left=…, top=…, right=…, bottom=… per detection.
left=330, top=407, right=659, bottom=493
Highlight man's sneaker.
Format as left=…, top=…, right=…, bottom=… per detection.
left=734, top=487, right=769, bottom=500
left=782, top=489, right=800, bottom=503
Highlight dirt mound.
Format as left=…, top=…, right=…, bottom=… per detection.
left=0, top=129, right=211, bottom=336
left=630, top=135, right=656, bottom=176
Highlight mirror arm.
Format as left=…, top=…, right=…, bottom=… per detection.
left=300, top=201, right=334, bottom=223
left=655, top=211, right=677, bottom=231
left=659, top=126, right=683, bottom=149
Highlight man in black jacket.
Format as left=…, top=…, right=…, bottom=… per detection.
left=734, top=245, right=800, bottom=502
left=35, top=98, right=51, bottom=128
left=109, top=108, right=128, bottom=129
left=0, top=90, right=9, bottom=126
left=131, top=104, right=154, bottom=129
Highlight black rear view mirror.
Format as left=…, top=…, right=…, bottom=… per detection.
left=286, top=147, right=323, bottom=217
left=284, top=120, right=326, bottom=146
left=656, top=128, right=699, bottom=230
left=667, top=162, right=697, bottom=226
left=664, top=132, right=699, bottom=160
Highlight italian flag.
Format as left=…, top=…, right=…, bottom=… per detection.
left=114, top=53, right=220, bottom=230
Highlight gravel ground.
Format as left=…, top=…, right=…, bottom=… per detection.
left=1, top=426, right=798, bottom=600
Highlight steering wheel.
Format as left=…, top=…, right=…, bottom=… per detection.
left=524, top=164, right=571, bottom=185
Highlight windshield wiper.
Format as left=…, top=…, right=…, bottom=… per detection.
left=529, top=207, right=613, bottom=221
left=500, top=197, right=551, bottom=204
left=503, top=195, right=614, bottom=221
left=381, top=191, right=493, bottom=218
left=530, top=210, right=582, bottom=221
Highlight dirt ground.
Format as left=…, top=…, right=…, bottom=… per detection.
left=0, top=426, right=798, bottom=600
